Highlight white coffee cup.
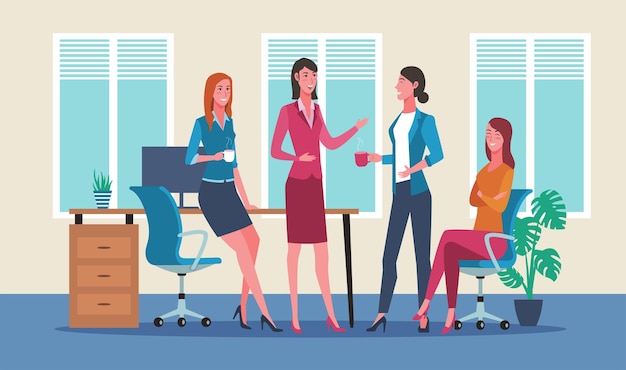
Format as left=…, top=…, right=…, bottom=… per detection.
left=223, top=149, right=235, bottom=162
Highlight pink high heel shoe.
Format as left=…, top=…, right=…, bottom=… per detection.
left=326, top=317, right=347, bottom=333
left=412, top=304, right=429, bottom=321
left=441, top=313, right=456, bottom=335
left=291, top=322, right=303, bottom=334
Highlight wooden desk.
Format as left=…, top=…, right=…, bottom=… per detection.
left=70, top=207, right=359, bottom=328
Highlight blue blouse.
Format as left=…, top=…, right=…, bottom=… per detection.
left=185, top=113, right=237, bottom=181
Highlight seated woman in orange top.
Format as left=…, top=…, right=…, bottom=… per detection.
left=412, top=117, right=515, bottom=334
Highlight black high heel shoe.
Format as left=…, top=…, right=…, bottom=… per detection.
left=233, top=305, right=251, bottom=330
left=418, top=316, right=430, bottom=333
left=366, top=316, right=387, bottom=332
left=260, top=315, right=283, bottom=332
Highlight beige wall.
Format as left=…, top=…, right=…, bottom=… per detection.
left=1, top=0, right=623, bottom=295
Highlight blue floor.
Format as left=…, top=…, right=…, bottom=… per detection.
left=3, top=294, right=625, bottom=369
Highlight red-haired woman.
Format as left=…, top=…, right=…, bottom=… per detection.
left=412, top=117, right=515, bottom=334
left=185, top=73, right=282, bottom=332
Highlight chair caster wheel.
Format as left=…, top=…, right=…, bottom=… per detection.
left=201, top=317, right=211, bottom=327
left=177, top=317, right=186, bottom=327
left=154, top=317, right=164, bottom=327
left=500, top=320, right=510, bottom=330
left=476, top=320, right=485, bottom=330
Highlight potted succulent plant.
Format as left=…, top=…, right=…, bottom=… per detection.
left=93, top=170, right=113, bottom=208
left=497, top=189, right=566, bottom=326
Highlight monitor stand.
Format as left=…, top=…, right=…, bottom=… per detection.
left=178, top=192, right=198, bottom=209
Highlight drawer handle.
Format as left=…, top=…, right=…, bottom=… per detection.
left=97, top=246, right=111, bottom=249
left=97, top=274, right=111, bottom=278
left=97, top=303, right=111, bottom=306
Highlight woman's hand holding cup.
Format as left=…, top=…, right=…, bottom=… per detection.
left=368, top=153, right=382, bottom=163
left=212, top=151, right=224, bottom=161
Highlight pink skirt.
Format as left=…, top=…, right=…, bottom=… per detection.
left=285, top=176, right=327, bottom=243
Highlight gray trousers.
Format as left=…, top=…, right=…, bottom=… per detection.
left=378, top=181, right=432, bottom=313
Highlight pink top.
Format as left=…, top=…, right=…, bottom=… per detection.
left=271, top=101, right=358, bottom=179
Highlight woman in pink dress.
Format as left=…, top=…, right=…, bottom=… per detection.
left=271, top=58, right=368, bottom=334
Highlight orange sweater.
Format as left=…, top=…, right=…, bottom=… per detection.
left=469, top=163, right=514, bottom=232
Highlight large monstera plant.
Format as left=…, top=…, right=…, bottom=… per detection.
left=498, top=189, right=567, bottom=299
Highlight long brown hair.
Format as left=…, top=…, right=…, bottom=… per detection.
left=486, top=117, right=515, bottom=169
left=204, top=72, right=233, bottom=131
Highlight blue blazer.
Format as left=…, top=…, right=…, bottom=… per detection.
left=382, top=108, right=444, bottom=195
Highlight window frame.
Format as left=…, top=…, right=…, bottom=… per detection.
left=469, top=33, right=591, bottom=218
left=52, top=33, right=174, bottom=218
left=261, top=33, right=383, bottom=219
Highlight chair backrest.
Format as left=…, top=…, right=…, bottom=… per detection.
left=129, top=186, right=183, bottom=266
left=499, top=189, right=533, bottom=263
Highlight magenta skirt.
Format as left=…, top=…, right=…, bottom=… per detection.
left=285, top=176, right=327, bottom=243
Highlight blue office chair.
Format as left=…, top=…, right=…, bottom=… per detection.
left=130, top=185, right=222, bottom=328
left=456, top=188, right=532, bottom=331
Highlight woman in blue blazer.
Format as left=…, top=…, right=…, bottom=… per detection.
left=366, top=66, right=444, bottom=333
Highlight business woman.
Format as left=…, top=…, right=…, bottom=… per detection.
left=413, top=117, right=515, bottom=334
left=185, top=72, right=282, bottom=332
left=271, top=58, right=368, bottom=334
left=366, top=66, right=444, bottom=333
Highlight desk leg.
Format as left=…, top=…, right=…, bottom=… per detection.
left=342, top=214, right=354, bottom=328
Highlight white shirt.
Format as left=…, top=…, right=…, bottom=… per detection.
left=297, top=98, right=315, bottom=128
left=393, top=111, right=415, bottom=183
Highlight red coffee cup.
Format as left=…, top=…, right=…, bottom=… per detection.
left=355, top=151, right=369, bottom=167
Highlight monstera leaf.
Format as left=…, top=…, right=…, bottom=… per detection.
left=500, top=189, right=567, bottom=299
left=531, top=189, right=567, bottom=230
left=514, top=216, right=542, bottom=256
left=534, top=248, right=562, bottom=282
left=498, top=267, right=524, bottom=289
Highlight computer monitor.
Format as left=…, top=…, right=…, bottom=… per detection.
left=141, top=146, right=207, bottom=208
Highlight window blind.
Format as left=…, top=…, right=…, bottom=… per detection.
left=59, top=39, right=110, bottom=79
left=117, top=39, right=169, bottom=80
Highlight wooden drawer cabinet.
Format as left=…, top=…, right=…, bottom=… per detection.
left=69, top=224, right=138, bottom=328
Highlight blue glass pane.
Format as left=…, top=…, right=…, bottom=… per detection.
left=60, top=80, right=109, bottom=211
left=477, top=80, right=527, bottom=208
left=268, top=80, right=293, bottom=208
left=118, top=80, right=167, bottom=207
left=535, top=80, right=584, bottom=212
left=325, top=80, right=375, bottom=212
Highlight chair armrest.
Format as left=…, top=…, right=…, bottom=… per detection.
left=483, top=232, right=514, bottom=271
left=178, top=230, right=209, bottom=271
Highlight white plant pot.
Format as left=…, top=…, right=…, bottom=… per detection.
left=93, top=190, right=112, bottom=209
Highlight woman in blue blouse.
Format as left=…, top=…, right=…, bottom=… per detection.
left=366, top=66, right=444, bottom=333
left=185, top=73, right=282, bottom=332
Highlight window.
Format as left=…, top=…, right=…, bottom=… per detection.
left=470, top=33, right=590, bottom=217
left=52, top=33, right=173, bottom=216
left=261, top=33, right=382, bottom=218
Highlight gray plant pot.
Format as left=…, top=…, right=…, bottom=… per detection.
left=514, top=299, right=543, bottom=326
left=93, top=190, right=112, bottom=209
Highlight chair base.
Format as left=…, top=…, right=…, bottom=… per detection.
left=458, top=276, right=510, bottom=330
left=458, top=301, right=504, bottom=323
left=153, top=274, right=211, bottom=328
left=158, top=297, right=207, bottom=321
